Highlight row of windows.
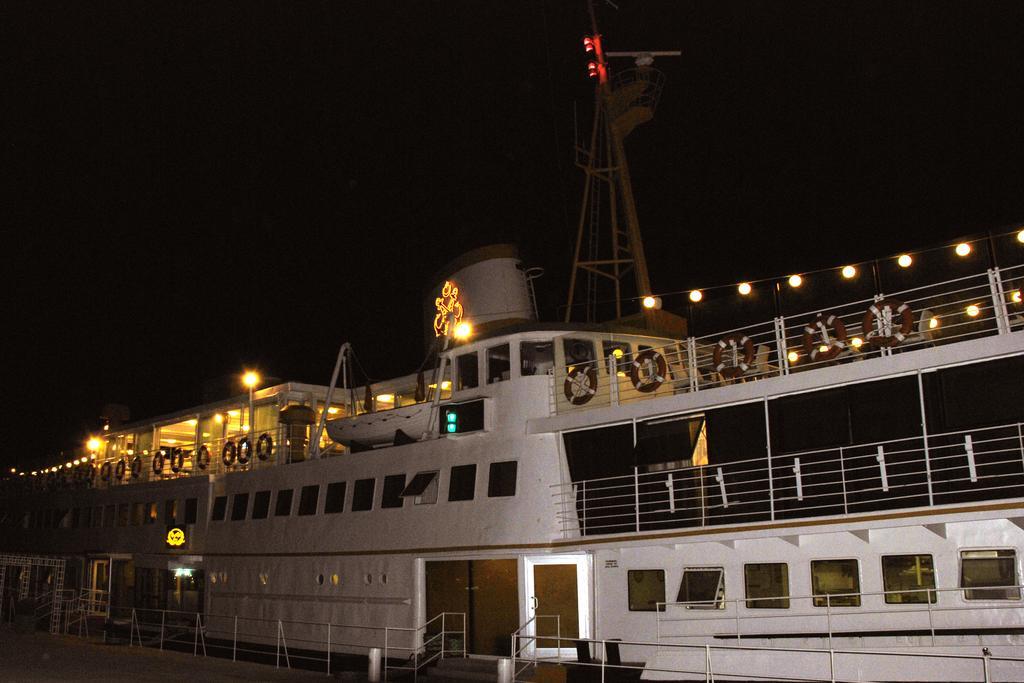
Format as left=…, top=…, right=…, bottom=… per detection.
left=211, top=461, right=518, bottom=522
left=627, top=551, right=1022, bottom=612
left=21, top=498, right=198, bottom=530
left=453, top=341, right=556, bottom=391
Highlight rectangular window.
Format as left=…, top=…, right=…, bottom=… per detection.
left=487, top=344, right=511, bottom=383
left=457, top=353, right=479, bottom=390
left=92, top=506, right=102, bottom=529
left=520, top=341, right=554, bottom=376
left=602, top=340, right=633, bottom=376
left=231, top=493, right=249, bottom=521
left=184, top=498, right=197, bottom=525
left=811, top=559, right=861, bottom=607
left=275, top=489, right=294, bottom=517
left=131, top=502, right=144, bottom=526
left=628, top=569, right=666, bottom=611
left=487, top=461, right=517, bottom=497
left=117, top=504, right=129, bottom=527
left=381, top=475, right=406, bottom=509
left=164, top=499, right=177, bottom=525
left=960, top=550, right=1021, bottom=600
left=402, top=471, right=439, bottom=505
left=71, top=508, right=81, bottom=529
left=677, top=568, right=725, bottom=609
left=563, top=338, right=596, bottom=366
left=104, top=504, right=115, bottom=528
left=882, top=555, right=937, bottom=604
left=252, top=490, right=271, bottom=519
left=298, top=485, right=320, bottom=516
left=448, top=464, right=476, bottom=501
left=352, top=478, right=375, bottom=511
left=145, top=502, right=158, bottom=524
left=324, top=482, right=346, bottom=514
left=211, top=496, right=227, bottom=521
left=744, top=563, right=790, bottom=608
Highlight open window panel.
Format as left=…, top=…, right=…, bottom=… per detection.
left=677, top=567, right=726, bottom=609
left=401, top=471, right=439, bottom=505
left=524, top=555, right=592, bottom=660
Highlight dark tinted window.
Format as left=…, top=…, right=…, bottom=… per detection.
left=448, top=464, right=476, bottom=502
left=298, top=485, right=320, bottom=516
left=381, top=475, right=406, bottom=508
left=231, top=493, right=249, bottom=521
left=487, top=461, right=517, bottom=497
left=487, top=344, right=511, bottom=383
left=352, top=478, right=375, bottom=511
left=184, top=498, right=198, bottom=525
left=164, top=499, right=177, bottom=525
left=628, top=570, right=666, bottom=611
left=457, top=353, right=479, bottom=390
left=275, top=489, right=294, bottom=516
left=252, top=490, right=271, bottom=519
left=324, top=482, right=346, bottom=513
left=211, top=496, right=227, bottom=521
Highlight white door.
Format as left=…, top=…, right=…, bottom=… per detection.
left=523, top=554, right=591, bottom=659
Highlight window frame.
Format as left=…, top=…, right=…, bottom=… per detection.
left=677, top=566, right=726, bottom=610
left=487, top=460, right=518, bottom=498
left=486, top=343, right=512, bottom=384
left=251, top=490, right=272, bottom=520
left=743, top=562, right=790, bottom=609
left=456, top=351, right=480, bottom=390
left=324, top=481, right=346, bottom=514
left=211, top=496, right=228, bottom=522
left=274, top=489, right=294, bottom=517
left=811, top=558, right=862, bottom=607
left=627, top=569, right=667, bottom=612
left=959, top=548, right=1021, bottom=601
left=352, top=478, right=376, bottom=511
left=298, top=484, right=320, bottom=516
left=880, top=554, right=937, bottom=604
left=448, top=464, right=477, bottom=502
left=381, top=474, right=406, bottom=509
left=231, top=492, right=250, bottom=521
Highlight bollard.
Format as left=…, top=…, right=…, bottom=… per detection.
left=497, top=657, right=513, bottom=683
left=368, top=647, right=382, bottom=682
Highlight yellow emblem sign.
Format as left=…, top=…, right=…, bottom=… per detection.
left=166, top=527, right=186, bottom=548
left=433, top=280, right=464, bottom=337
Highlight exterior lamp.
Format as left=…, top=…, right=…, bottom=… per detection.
left=1011, top=290, right=1022, bottom=304
left=788, top=275, right=802, bottom=288
left=1017, top=229, right=1024, bottom=243
left=841, top=265, right=857, bottom=279
left=453, top=321, right=473, bottom=340
left=688, top=290, right=703, bottom=303
left=642, top=295, right=663, bottom=309
left=955, top=242, right=971, bottom=257
left=966, top=304, right=980, bottom=317
left=928, top=316, right=940, bottom=329
left=787, top=350, right=799, bottom=363
left=8, top=467, right=14, bottom=474
left=850, top=337, right=863, bottom=349
left=87, top=437, right=101, bottom=453
left=738, top=282, right=752, bottom=295
left=242, top=371, right=261, bottom=436
left=897, top=254, right=913, bottom=268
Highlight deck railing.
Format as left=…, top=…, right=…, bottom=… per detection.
left=554, top=263, right=1024, bottom=414
left=554, top=421, right=1024, bottom=537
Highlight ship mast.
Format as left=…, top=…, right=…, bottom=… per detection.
left=564, top=2, right=679, bottom=323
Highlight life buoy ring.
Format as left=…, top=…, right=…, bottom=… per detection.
left=629, top=349, right=667, bottom=393
left=713, top=334, right=755, bottom=379
left=863, top=298, right=913, bottom=347
left=802, top=313, right=848, bottom=362
left=170, top=447, right=185, bottom=473
left=563, top=365, right=598, bottom=405
left=221, top=441, right=237, bottom=467
left=115, top=459, right=127, bottom=480
left=130, top=456, right=142, bottom=479
left=256, top=433, right=273, bottom=461
left=237, top=436, right=252, bottom=465
left=100, top=461, right=112, bottom=482
left=197, top=445, right=211, bottom=470
left=152, top=451, right=165, bottom=475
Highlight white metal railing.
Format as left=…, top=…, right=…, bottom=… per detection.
left=657, top=584, right=1024, bottom=650
left=554, top=263, right=1024, bottom=414
left=510, top=614, right=563, bottom=678
left=89, top=605, right=464, bottom=679
left=554, top=421, right=1024, bottom=537
left=510, top=632, right=1024, bottom=683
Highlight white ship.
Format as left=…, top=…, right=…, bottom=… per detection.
left=4, top=18, right=1024, bottom=683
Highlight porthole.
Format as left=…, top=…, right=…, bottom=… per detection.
left=210, top=574, right=218, bottom=585
left=220, top=571, right=228, bottom=584
left=364, top=573, right=373, bottom=585
left=331, top=574, right=340, bottom=586
left=380, top=573, right=388, bottom=585
left=316, top=574, right=325, bottom=586
left=259, top=573, right=268, bottom=586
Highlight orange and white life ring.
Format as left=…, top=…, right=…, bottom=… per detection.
left=564, top=365, right=598, bottom=405
left=802, top=313, right=848, bottom=362
left=629, top=349, right=667, bottom=393
left=863, top=298, right=913, bottom=347
left=713, top=334, right=755, bottom=379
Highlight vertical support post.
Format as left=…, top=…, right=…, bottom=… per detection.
left=687, top=337, right=698, bottom=392
left=581, top=482, right=587, bottom=537
left=497, top=657, right=513, bottom=683
left=965, top=435, right=978, bottom=483
left=775, top=317, right=790, bottom=375
left=634, top=467, right=641, bottom=532
left=715, top=467, right=728, bottom=508
left=839, top=447, right=848, bottom=514
left=160, top=609, right=165, bottom=650
left=988, top=268, right=1011, bottom=335
left=826, top=595, right=833, bottom=650
left=601, top=640, right=606, bottom=683
left=704, top=644, right=712, bottom=683
left=368, top=647, right=382, bottom=683
left=983, top=650, right=992, bottom=683
left=793, top=458, right=803, bottom=501
left=608, top=355, right=619, bottom=406
left=556, top=614, right=562, bottom=663
left=829, top=649, right=836, bottom=683
left=233, top=615, right=238, bottom=661
left=734, top=599, right=741, bottom=642
left=193, top=613, right=200, bottom=656
left=441, top=613, right=446, bottom=659
left=876, top=446, right=889, bottom=492
left=926, top=590, right=935, bottom=646
left=384, top=627, right=389, bottom=682
left=763, top=397, right=775, bottom=521
left=917, top=371, right=934, bottom=506
left=327, top=622, right=332, bottom=675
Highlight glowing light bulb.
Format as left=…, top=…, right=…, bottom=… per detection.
left=966, top=304, right=980, bottom=317
left=898, top=254, right=913, bottom=268
left=850, top=337, right=863, bottom=348
left=787, top=351, right=799, bottom=363
left=87, top=437, right=101, bottom=452
left=214, top=413, right=225, bottom=424
left=376, top=393, right=395, bottom=403
left=955, top=242, right=971, bottom=257
left=612, top=348, right=624, bottom=358
left=454, top=321, right=472, bottom=340
left=928, top=316, right=939, bottom=329
left=738, top=282, right=752, bottom=295
left=689, top=290, right=703, bottom=303
left=788, top=275, right=802, bottom=288
left=1017, top=229, right=1024, bottom=243
left=1011, top=290, right=1022, bottom=304
left=841, top=265, right=857, bottom=279
left=818, top=345, right=829, bottom=353
left=642, top=295, right=657, bottom=309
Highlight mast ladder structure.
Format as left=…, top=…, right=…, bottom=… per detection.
left=564, top=3, right=679, bottom=323
left=0, top=553, right=67, bottom=634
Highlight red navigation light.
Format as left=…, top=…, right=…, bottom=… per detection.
left=587, top=61, right=599, bottom=78
left=583, top=36, right=595, bottom=53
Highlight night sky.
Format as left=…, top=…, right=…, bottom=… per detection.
left=5, top=1, right=1024, bottom=468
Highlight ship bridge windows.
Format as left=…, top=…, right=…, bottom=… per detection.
left=811, top=559, right=861, bottom=607
left=275, top=489, right=294, bottom=516
left=602, top=341, right=632, bottom=376
left=381, top=475, right=406, bottom=508
left=520, top=341, right=553, bottom=376
left=487, top=461, right=518, bottom=497
left=402, top=471, right=439, bottom=505
left=164, top=499, right=177, bottom=525
left=744, top=563, right=790, bottom=608
left=231, top=493, right=249, bottom=521
left=211, top=496, right=227, bottom=521
left=882, top=554, right=936, bottom=604
left=448, top=464, right=477, bottom=502
left=352, top=478, right=375, bottom=511
left=184, top=498, right=198, bottom=525
left=252, top=490, right=271, bottom=519
left=456, top=352, right=479, bottom=390
left=960, top=549, right=1021, bottom=600
left=563, top=338, right=597, bottom=369
left=677, top=567, right=725, bottom=609
left=487, top=344, right=511, bottom=383
left=298, top=485, right=320, bottom=515
left=324, top=482, right=346, bottom=513
left=158, top=419, right=198, bottom=451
